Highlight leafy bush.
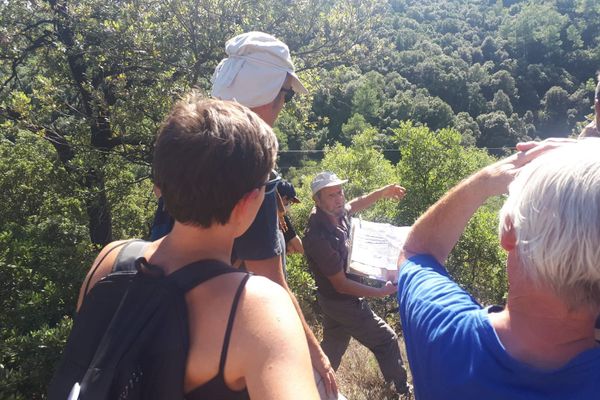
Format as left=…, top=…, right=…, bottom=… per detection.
left=286, top=253, right=319, bottom=324
left=1, top=319, right=73, bottom=400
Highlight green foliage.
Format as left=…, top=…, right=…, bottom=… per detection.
left=491, top=90, right=513, bottom=116
left=2, top=0, right=600, bottom=397
left=310, top=0, right=598, bottom=149
left=285, top=254, right=319, bottom=323
left=409, top=93, right=455, bottom=131
left=453, top=111, right=481, bottom=146
left=1, top=318, right=73, bottom=400
left=500, top=2, right=568, bottom=63
left=351, top=72, right=386, bottom=124
left=0, top=133, right=95, bottom=397
left=477, top=111, right=521, bottom=148
left=395, top=122, right=493, bottom=224
left=489, top=70, right=518, bottom=98
left=539, top=85, right=573, bottom=137
left=311, top=66, right=364, bottom=146
left=393, top=123, right=507, bottom=304
left=447, top=208, right=508, bottom=305
left=104, top=154, right=156, bottom=240
left=341, top=114, right=374, bottom=145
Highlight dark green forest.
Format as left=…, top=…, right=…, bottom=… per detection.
left=1, top=0, right=599, bottom=397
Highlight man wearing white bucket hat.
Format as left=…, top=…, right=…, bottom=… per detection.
left=211, top=31, right=308, bottom=110
left=303, top=172, right=412, bottom=397
left=211, top=32, right=341, bottom=398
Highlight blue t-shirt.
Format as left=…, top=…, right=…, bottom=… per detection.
left=397, top=255, right=600, bottom=400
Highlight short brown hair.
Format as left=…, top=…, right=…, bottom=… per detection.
left=153, top=94, right=277, bottom=227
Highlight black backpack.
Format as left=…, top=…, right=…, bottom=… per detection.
left=48, top=240, right=246, bottom=400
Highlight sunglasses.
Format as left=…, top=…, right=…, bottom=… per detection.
left=280, top=87, right=295, bottom=103
left=260, top=171, right=282, bottom=194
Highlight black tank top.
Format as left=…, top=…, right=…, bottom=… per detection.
left=185, top=273, right=251, bottom=400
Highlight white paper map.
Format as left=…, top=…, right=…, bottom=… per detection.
left=347, top=218, right=411, bottom=282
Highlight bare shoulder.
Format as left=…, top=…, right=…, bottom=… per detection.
left=76, top=240, right=130, bottom=310
left=234, top=274, right=304, bottom=345
left=238, top=275, right=296, bottom=319
left=230, top=275, right=317, bottom=399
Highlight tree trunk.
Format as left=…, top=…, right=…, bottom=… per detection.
left=50, top=0, right=114, bottom=245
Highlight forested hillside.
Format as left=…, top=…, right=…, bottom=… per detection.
left=1, top=0, right=598, bottom=397
left=303, top=0, right=600, bottom=151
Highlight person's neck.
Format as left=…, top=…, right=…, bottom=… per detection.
left=148, top=222, right=234, bottom=273
left=327, top=213, right=341, bottom=227
left=318, top=206, right=342, bottom=227
left=489, top=284, right=597, bottom=370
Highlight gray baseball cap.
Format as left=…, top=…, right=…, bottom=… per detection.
left=311, top=172, right=348, bottom=196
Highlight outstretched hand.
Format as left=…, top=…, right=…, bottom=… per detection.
left=380, top=184, right=406, bottom=201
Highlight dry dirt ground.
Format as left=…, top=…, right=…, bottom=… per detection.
left=335, top=337, right=413, bottom=400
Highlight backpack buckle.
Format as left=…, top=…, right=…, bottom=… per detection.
left=135, top=257, right=165, bottom=278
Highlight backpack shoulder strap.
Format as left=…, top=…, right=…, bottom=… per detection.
left=112, top=239, right=151, bottom=272
left=82, top=240, right=139, bottom=298
left=167, top=259, right=245, bottom=292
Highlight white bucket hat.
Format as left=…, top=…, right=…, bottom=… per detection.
left=211, top=31, right=308, bottom=108
left=311, top=172, right=348, bottom=196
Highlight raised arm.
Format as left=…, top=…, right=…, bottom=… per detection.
left=400, top=139, right=576, bottom=267
left=239, top=276, right=320, bottom=400
left=348, top=184, right=406, bottom=215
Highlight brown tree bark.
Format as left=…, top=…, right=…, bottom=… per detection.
left=49, top=0, right=113, bottom=245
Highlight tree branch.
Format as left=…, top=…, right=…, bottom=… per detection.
left=1, top=31, right=55, bottom=91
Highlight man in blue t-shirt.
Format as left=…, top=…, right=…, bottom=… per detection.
left=397, top=139, right=600, bottom=399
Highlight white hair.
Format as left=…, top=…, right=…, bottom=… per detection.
left=499, top=140, right=600, bottom=311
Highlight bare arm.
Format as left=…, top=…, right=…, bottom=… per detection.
left=348, top=184, right=406, bottom=215
left=244, top=256, right=338, bottom=396
left=399, top=139, right=576, bottom=267
left=238, top=277, right=319, bottom=400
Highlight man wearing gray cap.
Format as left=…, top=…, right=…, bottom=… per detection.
left=303, top=172, right=411, bottom=397
left=211, top=32, right=339, bottom=397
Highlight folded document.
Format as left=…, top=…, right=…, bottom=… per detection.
left=347, top=218, right=411, bottom=282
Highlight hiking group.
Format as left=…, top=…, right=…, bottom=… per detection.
left=50, top=31, right=600, bottom=400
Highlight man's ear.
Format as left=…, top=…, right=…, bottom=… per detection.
left=500, top=216, right=517, bottom=251
left=312, top=193, right=321, bottom=208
